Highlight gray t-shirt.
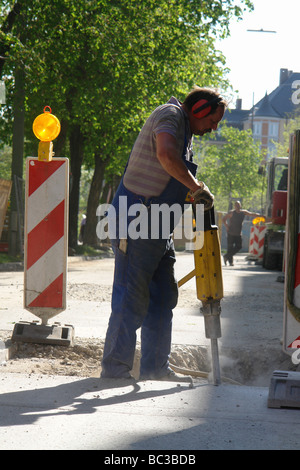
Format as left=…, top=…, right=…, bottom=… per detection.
left=123, top=97, right=192, bottom=197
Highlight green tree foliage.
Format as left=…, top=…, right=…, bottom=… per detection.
left=196, top=124, right=262, bottom=211
left=274, top=113, right=300, bottom=157
left=0, top=145, right=12, bottom=180
left=0, top=0, right=253, bottom=247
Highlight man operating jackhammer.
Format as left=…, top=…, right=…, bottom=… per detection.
left=101, top=87, right=227, bottom=381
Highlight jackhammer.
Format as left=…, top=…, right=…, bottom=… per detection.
left=178, top=206, right=223, bottom=385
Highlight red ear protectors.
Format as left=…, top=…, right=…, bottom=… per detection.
left=192, top=96, right=221, bottom=119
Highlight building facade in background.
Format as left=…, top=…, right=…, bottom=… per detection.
left=225, top=68, right=300, bottom=159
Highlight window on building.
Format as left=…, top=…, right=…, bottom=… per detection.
left=253, top=122, right=262, bottom=136
left=269, top=122, right=279, bottom=138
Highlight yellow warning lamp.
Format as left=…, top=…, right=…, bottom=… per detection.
left=32, top=106, right=61, bottom=161
left=252, top=216, right=266, bottom=225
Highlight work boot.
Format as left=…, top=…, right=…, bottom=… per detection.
left=140, top=370, right=193, bottom=386
left=158, top=370, right=193, bottom=385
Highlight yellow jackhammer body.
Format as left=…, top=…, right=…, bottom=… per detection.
left=179, top=207, right=223, bottom=385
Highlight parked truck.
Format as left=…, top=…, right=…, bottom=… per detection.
left=262, top=156, right=288, bottom=270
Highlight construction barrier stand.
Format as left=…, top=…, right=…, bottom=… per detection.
left=24, top=157, right=69, bottom=324
left=248, top=224, right=266, bottom=260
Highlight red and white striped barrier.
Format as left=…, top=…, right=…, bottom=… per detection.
left=249, top=225, right=266, bottom=259
left=249, top=226, right=255, bottom=254
left=24, top=157, right=69, bottom=324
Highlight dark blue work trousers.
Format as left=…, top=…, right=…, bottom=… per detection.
left=101, top=234, right=177, bottom=378
left=101, top=157, right=197, bottom=379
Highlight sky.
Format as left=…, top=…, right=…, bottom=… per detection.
left=216, top=0, right=300, bottom=109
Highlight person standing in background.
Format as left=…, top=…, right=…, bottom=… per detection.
left=223, top=201, right=260, bottom=266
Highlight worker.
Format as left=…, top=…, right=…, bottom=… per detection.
left=222, top=201, right=260, bottom=266
left=101, top=87, right=227, bottom=381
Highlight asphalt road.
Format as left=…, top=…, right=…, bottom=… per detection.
left=1, top=251, right=300, bottom=451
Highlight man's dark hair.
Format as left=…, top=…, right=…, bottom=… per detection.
left=183, top=87, right=228, bottom=115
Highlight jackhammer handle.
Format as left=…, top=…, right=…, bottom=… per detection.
left=204, top=206, right=216, bottom=231
left=192, top=204, right=216, bottom=231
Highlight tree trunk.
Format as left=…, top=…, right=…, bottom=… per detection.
left=83, top=153, right=108, bottom=246
left=54, top=119, right=68, bottom=157
left=68, top=125, right=84, bottom=249
left=9, top=65, right=25, bottom=256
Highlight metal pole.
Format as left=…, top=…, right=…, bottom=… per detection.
left=210, top=338, right=221, bottom=385
left=202, top=300, right=222, bottom=385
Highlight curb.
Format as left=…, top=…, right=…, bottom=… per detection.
left=0, top=263, right=24, bottom=272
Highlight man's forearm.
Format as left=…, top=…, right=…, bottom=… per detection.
left=159, top=152, right=199, bottom=191
left=156, top=132, right=200, bottom=192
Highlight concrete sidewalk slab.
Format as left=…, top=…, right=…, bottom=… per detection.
left=0, top=372, right=299, bottom=450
